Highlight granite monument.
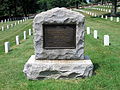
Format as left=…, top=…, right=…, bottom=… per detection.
left=23, top=8, right=93, bottom=80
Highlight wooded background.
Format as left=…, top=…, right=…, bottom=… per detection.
left=0, top=0, right=119, bottom=19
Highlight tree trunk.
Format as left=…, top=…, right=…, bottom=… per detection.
left=13, top=0, right=17, bottom=17
left=8, top=7, right=12, bottom=18
left=22, top=4, right=28, bottom=16
left=111, top=0, right=117, bottom=16
left=101, top=0, right=104, bottom=5
left=76, top=1, right=79, bottom=9
left=23, top=8, right=28, bottom=17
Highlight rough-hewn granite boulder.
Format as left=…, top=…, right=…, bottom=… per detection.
left=33, top=7, right=85, bottom=60
left=23, top=55, right=93, bottom=80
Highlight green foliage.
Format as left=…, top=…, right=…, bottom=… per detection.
left=0, top=0, right=119, bottom=17
left=0, top=0, right=88, bottom=17
left=0, top=0, right=38, bottom=17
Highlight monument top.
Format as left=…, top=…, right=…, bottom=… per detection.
left=33, top=8, right=85, bottom=60
left=34, top=7, right=85, bottom=24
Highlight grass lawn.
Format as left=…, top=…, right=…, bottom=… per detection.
left=0, top=10, right=120, bottom=90
left=0, top=19, right=33, bottom=54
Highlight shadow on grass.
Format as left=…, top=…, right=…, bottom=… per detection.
left=93, top=63, right=100, bottom=75
left=109, top=43, right=112, bottom=46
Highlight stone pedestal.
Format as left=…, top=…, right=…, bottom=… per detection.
left=23, top=55, right=93, bottom=80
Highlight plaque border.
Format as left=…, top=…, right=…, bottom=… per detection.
left=43, top=24, right=76, bottom=49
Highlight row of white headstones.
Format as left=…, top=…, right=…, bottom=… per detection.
left=0, top=17, right=28, bottom=23
left=86, top=27, right=109, bottom=46
left=100, top=5, right=120, bottom=9
left=4, top=27, right=109, bottom=53
left=101, top=5, right=112, bottom=8
left=91, top=7, right=111, bottom=13
left=4, top=27, right=110, bottom=53
left=77, top=9, right=120, bottom=22
left=77, top=9, right=97, bottom=17
left=90, top=6, right=120, bottom=22
left=4, top=29, right=32, bottom=53
left=0, top=18, right=28, bottom=31
left=101, top=15, right=120, bottom=22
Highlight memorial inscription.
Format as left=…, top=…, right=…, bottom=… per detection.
left=43, top=24, right=76, bottom=49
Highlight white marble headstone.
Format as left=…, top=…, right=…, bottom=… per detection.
left=11, top=24, right=13, bottom=27
left=104, top=35, right=109, bottom=46
left=7, top=25, right=9, bottom=29
left=18, top=21, right=20, bottom=24
left=87, top=27, right=90, bottom=35
left=94, top=30, right=98, bottom=39
left=29, top=29, right=32, bottom=36
left=23, top=31, right=27, bottom=40
left=4, top=42, right=10, bottom=53
left=1, top=20, right=3, bottom=23
left=105, top=16, right=108, bottom=19
left=110, top=17, right=113, bottom=21
left=109, top=9, right=111, bottom=12
left=15, top=22, right=17, bottom=26
left=101, top=15, right=104, bottom=18
left=2, top=26, right=4, bottom=31
left=16, top=35, right=20, bottom=45
left=4, top=19, right=6, bottom=23
left=117, top=17, right=119, bottom=22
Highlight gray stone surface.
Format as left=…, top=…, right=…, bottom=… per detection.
left=23, top=55, right=93, bottom=80
left=33, top=8, right=85, bottom=60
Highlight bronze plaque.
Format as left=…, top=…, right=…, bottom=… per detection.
left=43, top=24, right=76, bottom=49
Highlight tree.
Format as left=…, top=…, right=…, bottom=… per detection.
left=111, top=0, right=117, bottom=16
left=91, top=0, right=119, bottom=16
left=0, top=0, right=90, bottom=19
left=101, top=0, right=104, bottom=5
left=19, top=0, right=38, bottom=16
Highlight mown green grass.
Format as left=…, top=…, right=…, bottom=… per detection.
left=0, top=10, right=120, bottom=90
left=0, top=19, right=33, bottom=54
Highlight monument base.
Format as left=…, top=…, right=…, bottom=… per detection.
left=23, top=55, right=93, bottom=80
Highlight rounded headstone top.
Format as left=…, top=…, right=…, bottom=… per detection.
left=34, top=7, right=85, bottom=24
